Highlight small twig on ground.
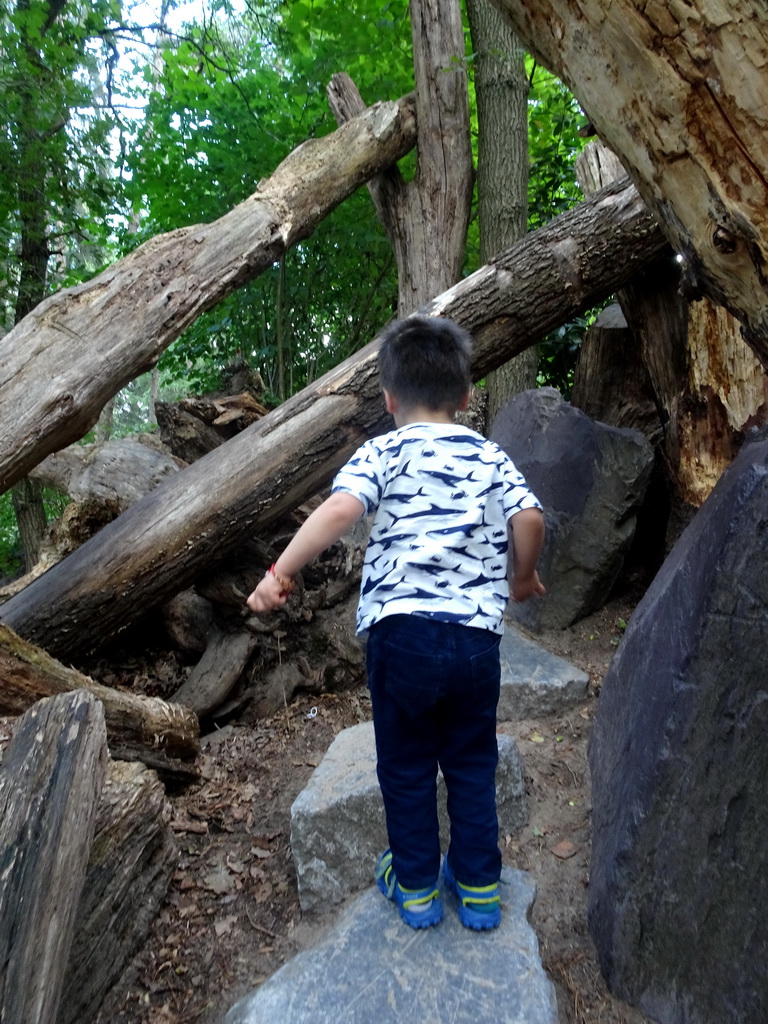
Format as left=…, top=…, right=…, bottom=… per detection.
left=245, top=906, right=280, bottom=940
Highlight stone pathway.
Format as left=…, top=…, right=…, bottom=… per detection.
left=224, top=867, right=558, bottom=1024
left=225, top=620, right=587, bottom=1023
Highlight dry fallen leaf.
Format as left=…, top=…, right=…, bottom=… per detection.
left=250, top=846, right=273, bottom=860
left=529, top=731, right=545, bottom=744
left=550, top=840, right=580, bottom=860
left=202, top=866, right=235, bottom=895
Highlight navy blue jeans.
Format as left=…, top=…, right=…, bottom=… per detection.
left=366, top=614, right=502, bottom=891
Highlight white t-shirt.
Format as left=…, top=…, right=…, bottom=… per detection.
left=331, top=422, right=541, bottom=635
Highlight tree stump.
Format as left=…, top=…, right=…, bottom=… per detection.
left=59, top=760, right=178, bottom=1024
left=0, top=690, right=108, bottom=1024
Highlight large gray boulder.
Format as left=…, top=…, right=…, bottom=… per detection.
left=587, top=433, right=768, bottom=1023
left=490, top=387, right=654, bottom=630
left=224, top=867, right=558, bottom=1024
left=290, top=722, right=527, bottom=914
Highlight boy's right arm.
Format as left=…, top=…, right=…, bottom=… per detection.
left=509, top=507, right=546, bottom=602
left=246, top=491, right=365, bottom=613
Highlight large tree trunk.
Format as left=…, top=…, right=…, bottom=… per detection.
left=467, top=0, right=535, bottom=427
left=491, top=0, right=768, bottom=366
left=575, top=140, right=768, bottom=509
left=10, top=16, right=56, bottom=570
left=0, top=93, right=418, bottom=494
left=0, top=177, right=670, bottom=659
left=0, top=690, right=108, bottom=1024
left=328, top=0, right=471, bottom=316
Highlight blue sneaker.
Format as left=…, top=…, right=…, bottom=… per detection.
left=442, top=857, right=501, bottom=930
left=375, top=849, right=443, bottom=929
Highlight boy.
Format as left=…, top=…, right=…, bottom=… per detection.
left=247, top=315, right=544, bottom=931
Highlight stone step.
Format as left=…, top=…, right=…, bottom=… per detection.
left=498, top=620, right=589, bottom=720
left=224, top=866, right=558, bottom=1024
left=290, top=721, right=527, bottom=914
left=226, top=628, right=587, bottom=1021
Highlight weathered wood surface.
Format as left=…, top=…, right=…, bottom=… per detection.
left=59, top=759, right=178, bottom=1024
left=492, top=0, right=768, bottom=363
left=0, top=623, right=199, bottom=764
left=155, top=392, right=268, bottom=464
left=0, top=691, right=108, bottom=1024
left=0, top=93, right=418, bottom=493
left=29, top=437, right=184, bottom=508
left=577, top=139, right=768, bottom=506
left=0, top=176, right=671, bottom=659
left=675, top=299, right=768, bottom=503
left=170, top=625, right=258, bottom=719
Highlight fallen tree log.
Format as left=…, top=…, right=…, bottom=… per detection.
left=170, top=625, right=258, bottom=719
left=492, top=0, right=768, bottom=365
left=59, top=759, right=178, bottom=1024
left=0, top=690, right=108, bottom=1024
left=0, top=623, right=199, bottom=768
left=0, top=177, right=671, bottom=658
left=0, top=93, right=417, bottom=494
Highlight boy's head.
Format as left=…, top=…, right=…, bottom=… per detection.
left=377, top=316, right=473, bottom=413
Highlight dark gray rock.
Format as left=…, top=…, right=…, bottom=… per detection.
left=587, top=436, right=768, bottom=1023
left=490, top=387, right=654, bottom=630
left=499, top=621, right=589, bottom=719
left=290, top=723, right=527, bottom=913
left=224, top=867, right=558, bottom=1024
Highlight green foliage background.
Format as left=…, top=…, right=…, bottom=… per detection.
left=0, top=0, right=589, bottom=578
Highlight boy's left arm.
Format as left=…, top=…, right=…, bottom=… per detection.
left=509, top=506, right=546, bottom=602
left=246, top=491, right=365, bottom=613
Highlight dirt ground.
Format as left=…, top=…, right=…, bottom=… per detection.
left=91, top=583, right=653, bottom=1024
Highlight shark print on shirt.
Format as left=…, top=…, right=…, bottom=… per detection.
left=331, top=422, right=541, bottom=635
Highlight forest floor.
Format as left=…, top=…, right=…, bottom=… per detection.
left=94, top=582, right=653, bottom=1024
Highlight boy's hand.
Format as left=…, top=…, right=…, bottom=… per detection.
left=511, top=570, right=546, bottom=603
left=246, top=571, right=293, bottom=613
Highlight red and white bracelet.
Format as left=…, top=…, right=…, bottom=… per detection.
left=267, top=563, right=295, bottom=594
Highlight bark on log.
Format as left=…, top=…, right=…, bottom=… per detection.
left=155, top=393, right=268, bottom=463
left=0, top=623, right=199, bottom=766
left=0, top=499, right=121, bottom=603
left=0, top=93, right=418, bottom=493
left=0, top=177, right=671, bottom=659
left=491, top=0, right=768, bottom=365
left=0, top=691, right=108, bottom=1024
left=162, top=589, right=215, bottom=654
left=59, top=759, right=178, bottom=1024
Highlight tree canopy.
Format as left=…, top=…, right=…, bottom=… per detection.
left=0, top=0, right=589, bottom=573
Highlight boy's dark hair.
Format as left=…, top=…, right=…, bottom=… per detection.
left=377, top=316, right=473, bottom=411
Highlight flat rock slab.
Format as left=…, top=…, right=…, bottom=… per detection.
left=499, top=622, right=589, bottom=719
left=224, top=867, right=558, bottom=1024
left=291, top=722, right=527, bottom=914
